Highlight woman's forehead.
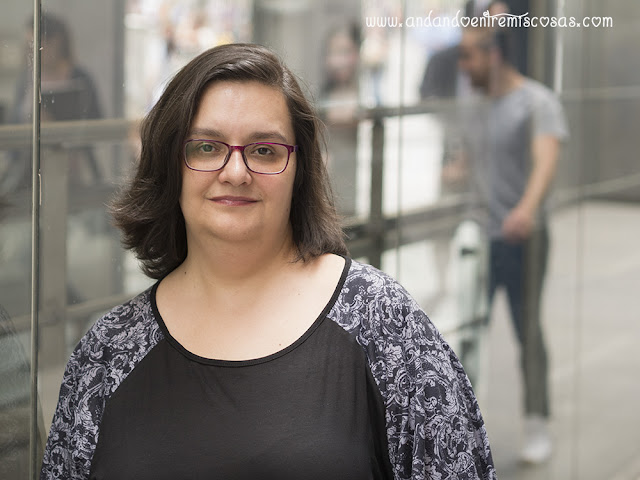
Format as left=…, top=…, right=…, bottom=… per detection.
left=191, top=80, right=294, bottom=140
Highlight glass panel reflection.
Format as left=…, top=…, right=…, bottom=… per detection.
left=0, top=2, right=35, bottom=477
left=0, top=0, right=636, bottom=479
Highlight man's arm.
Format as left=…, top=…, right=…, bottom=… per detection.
left=501, top=134, right=560, bottom=242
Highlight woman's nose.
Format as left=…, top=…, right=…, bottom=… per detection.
left=218, top=148, right=251, bottom=185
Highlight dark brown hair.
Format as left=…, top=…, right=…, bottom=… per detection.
left=111, top=43, right=347, bottom=279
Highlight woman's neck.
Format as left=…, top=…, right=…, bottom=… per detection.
left=174, top=230, right=298, bottom=295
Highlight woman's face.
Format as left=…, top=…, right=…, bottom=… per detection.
left=326, top=31, right=359, bottom=86
left=179, top=80, right=297, bottom=249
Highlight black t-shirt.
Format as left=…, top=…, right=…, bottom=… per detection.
left=42, top=258, right=497, bottom=480
left=89, top=260, right=393, bottom=480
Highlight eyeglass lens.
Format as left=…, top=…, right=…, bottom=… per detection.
left=185, top=140, right=290, bottom=174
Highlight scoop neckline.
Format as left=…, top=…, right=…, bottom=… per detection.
left=150, top=255, right=352, bottom=367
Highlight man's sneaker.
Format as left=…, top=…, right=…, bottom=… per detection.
left=520, top=414, right=552, bottom=464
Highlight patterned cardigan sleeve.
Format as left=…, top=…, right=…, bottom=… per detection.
left=40, top=329, right=108, bottom=480
left=40, top=291, right=162, bottom=479
left=333, top=262, right=497, bottom=480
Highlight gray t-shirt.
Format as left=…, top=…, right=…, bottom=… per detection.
left=461, top=78, right=568, bottom=238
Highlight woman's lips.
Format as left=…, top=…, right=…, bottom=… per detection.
left=210, top=195, right=258, bottom=206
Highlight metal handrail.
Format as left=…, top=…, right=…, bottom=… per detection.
left=2, top=83, right=640, bottom=145
left=0, top=118, right=133, bottom=148
left=2, top=91, right=640, bottom=341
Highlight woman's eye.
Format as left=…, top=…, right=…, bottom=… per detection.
left=254, top=146, right=274, bottom=155
left=201, top=143, right=214, bottom=153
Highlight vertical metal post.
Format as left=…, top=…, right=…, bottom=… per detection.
left=369, top=117, right=385, bottom=268
left=527, top=0, right=547, bottom=82
left=30, top=1, right=42, bottom=478
left=553, top=0, right=566, bottom=94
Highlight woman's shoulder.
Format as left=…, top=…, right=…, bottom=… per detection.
left=339, top=259, right=423, bottom=314
left=70, top=286, right=163, bottom=375
left=95, top=287, right=155, bottom=328
left=329, top=258, right=431, bottom=337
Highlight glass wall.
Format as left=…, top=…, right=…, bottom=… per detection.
left=1, top=2, right=36, bottom=478
left=1, top=1, right=639, bottom=478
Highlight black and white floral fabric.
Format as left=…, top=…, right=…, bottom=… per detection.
left=41, top=259, right=496, bottom=480
left=327, top=261, right=495, bottom=479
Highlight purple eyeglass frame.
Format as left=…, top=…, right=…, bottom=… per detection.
left=183, top=139, right=299, bottom=175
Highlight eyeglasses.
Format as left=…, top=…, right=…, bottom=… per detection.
left=183, top=139, right=298, bottom=175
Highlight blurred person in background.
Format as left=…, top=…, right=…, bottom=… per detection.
left=418, top=0, right=513, bottom=101
left=419, top=2, right=521, bottom=385
left=40, top=42, right=496, bottom=480
left=12, top=13, right=102, bottom=124
left=321, top=23, right=361, bottom=128
left=321, top=22, right=361, bottom=216
left=3, top=13, right=102, bottom=192
left=454, top=25, right=568, bottom=464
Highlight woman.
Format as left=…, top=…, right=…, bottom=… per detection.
left=41, top=43, right=496, bottom=480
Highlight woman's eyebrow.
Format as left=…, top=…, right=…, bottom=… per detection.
left=188, top=127, right=224, bottom=138
left=188, top=128, right=290, bottom=144
left=247, top=131, right=290, bottom=143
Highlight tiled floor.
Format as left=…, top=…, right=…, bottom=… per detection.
left=478, top=201, right=640, bottom=480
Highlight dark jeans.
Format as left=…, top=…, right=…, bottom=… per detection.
left=488, top=227, right=550, bottom=417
